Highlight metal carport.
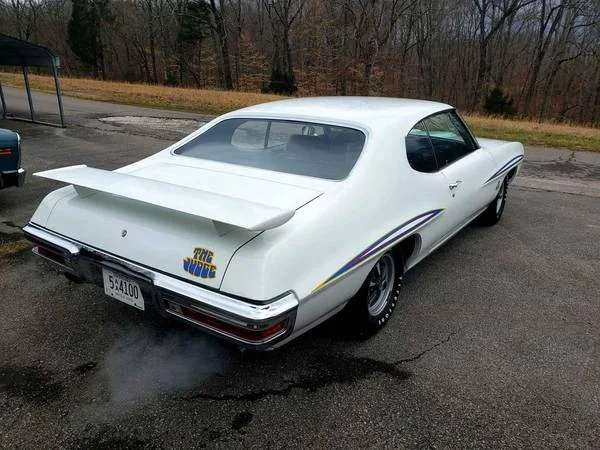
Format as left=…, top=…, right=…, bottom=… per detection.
left=0, top=33, right=65, bottom=128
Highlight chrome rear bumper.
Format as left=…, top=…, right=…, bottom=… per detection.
left=23, top=223, right=298, bottom=349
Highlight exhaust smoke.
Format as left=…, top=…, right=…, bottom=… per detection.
left=90, top=326, right=231, bottom=413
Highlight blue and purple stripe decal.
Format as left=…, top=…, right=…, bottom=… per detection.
left=485, top=154, right=524, bottom=184
left=312, top=209, right=444, bottom=293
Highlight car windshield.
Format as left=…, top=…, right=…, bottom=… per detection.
left=173, top=118, right=366, bottom=180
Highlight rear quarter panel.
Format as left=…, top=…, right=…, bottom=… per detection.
left=221, top=117, right=446, bottom=309
left=477, top=138, right=525, bottom=183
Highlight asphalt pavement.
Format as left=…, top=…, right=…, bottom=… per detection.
left=0, top=87, right=599, bottom=449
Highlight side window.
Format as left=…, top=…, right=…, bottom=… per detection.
left=406, top=120, right=438, bottom=173
left=231, top=120, right=268, bottom=150
left=448, top=112, right=477, bottom=148
left=422, top=112, right=476, bottom=168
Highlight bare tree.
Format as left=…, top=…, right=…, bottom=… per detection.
left=262, top=0, right=305, bottom=94
left=471, top=0, right=535, bottom=109
left=2, top=0, right=599, bottom=125
left=208, top=0, right=233, bottom=89
left=520, top=0, right=566, bottom=115
left=7, top=0, right=42, bottom=40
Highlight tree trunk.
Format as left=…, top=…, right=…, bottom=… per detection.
left=472, top=3, right=488, bottom=110
left=363, top=62, right=372, bottom=95
left=148, top=2, right=158, bottom=83
left=522, top=1, right=564, bottom=116
left=283, top=26, right=293, bottom=81
left=589, top=64, right=600, bottom=125
left=210, top=0, right=233, bottom=89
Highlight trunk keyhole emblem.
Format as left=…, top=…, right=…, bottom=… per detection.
left=121, top=229, right=127, bottom=237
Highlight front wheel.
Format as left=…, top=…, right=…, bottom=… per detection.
left=476, top=178, right=508, bottom=226
left=342, top=251, right=403, bottom=338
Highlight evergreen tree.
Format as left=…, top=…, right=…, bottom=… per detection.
left=485, top=87, right=517, bottom=117
left=67, top=0, right=112, bottom=78
left=174, top=0, right=212, bottom=85
left=177, top=0, right=211, bottom=43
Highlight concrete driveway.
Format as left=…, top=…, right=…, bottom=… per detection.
left=1, top=87, right=599, bottom=449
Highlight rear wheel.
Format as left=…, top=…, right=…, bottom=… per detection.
left=343, top=251, right=403, bottom=338
left=476, top=178, right=507, bottom=226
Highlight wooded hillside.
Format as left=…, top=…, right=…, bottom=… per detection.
left=1, top=0, right=599, bottom=125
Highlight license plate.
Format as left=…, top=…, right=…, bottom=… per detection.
left=102, top=268, right=145, bottom=311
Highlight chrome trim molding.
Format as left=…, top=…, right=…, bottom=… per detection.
left=154, top=273, right=298, bottom=322
left=24, top=224, right=80, bottom=255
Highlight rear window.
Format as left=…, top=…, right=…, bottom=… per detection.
left=174, top=118, right=366, bottom=180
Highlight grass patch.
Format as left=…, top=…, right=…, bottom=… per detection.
left=0, top=239, right=31, bottom=258
left=465, top=115, right=600, bottom=153
left=0, top=72, right=283, bottom=116
left=1, top=72, right=598, bottom=151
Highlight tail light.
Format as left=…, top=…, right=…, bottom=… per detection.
left=167, top=301, right=288, bottom=344
left=0, top=148, right=12, bottom=156
left=32, top=245, right=74, bottom=270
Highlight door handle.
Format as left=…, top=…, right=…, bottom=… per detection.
left=448, top=180, right=463, bottom=191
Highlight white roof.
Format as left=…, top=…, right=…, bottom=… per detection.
left=229, top=97, right=452, bottom=128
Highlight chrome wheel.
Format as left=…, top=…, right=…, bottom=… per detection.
left=476, top=177, right=508, bottom=226
left=495, top=184, right=505, bottom=214
left=367, top=254, right=395, bottom=317
left=342, top=250, right=404, bottom=338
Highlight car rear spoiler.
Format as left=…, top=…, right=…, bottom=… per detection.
left=34, top=165, right=295, bottom=231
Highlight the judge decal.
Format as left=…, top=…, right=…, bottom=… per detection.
left=183, top=247, right=217, bottom=279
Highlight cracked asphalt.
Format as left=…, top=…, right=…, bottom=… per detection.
left=1, top=88, right=599, bottom=449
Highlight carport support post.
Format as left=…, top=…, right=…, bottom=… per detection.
left=0, top=81, right=6, bottom=119
left=51, top=60, right=65, bottom=128
left=22, top=63, right=35, bottom=122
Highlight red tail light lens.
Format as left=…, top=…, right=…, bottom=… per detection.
left=32, top=245, right=71, bottom=268
left=0, top=148, right=12, bottom=156
left=174, top=304, right=287, bottom=343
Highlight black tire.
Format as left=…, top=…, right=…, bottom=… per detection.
left=476, top=177, right=507, bottom=226
left=342, top=250, right=403, bottom=338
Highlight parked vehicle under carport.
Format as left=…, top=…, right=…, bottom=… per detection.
left=0, top=128, right=26, bottom=189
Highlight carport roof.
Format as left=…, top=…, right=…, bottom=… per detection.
left=0, top=33, right=60, bottom=68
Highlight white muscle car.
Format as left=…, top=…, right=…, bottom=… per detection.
left=24, top=98, right=524, bottom=349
